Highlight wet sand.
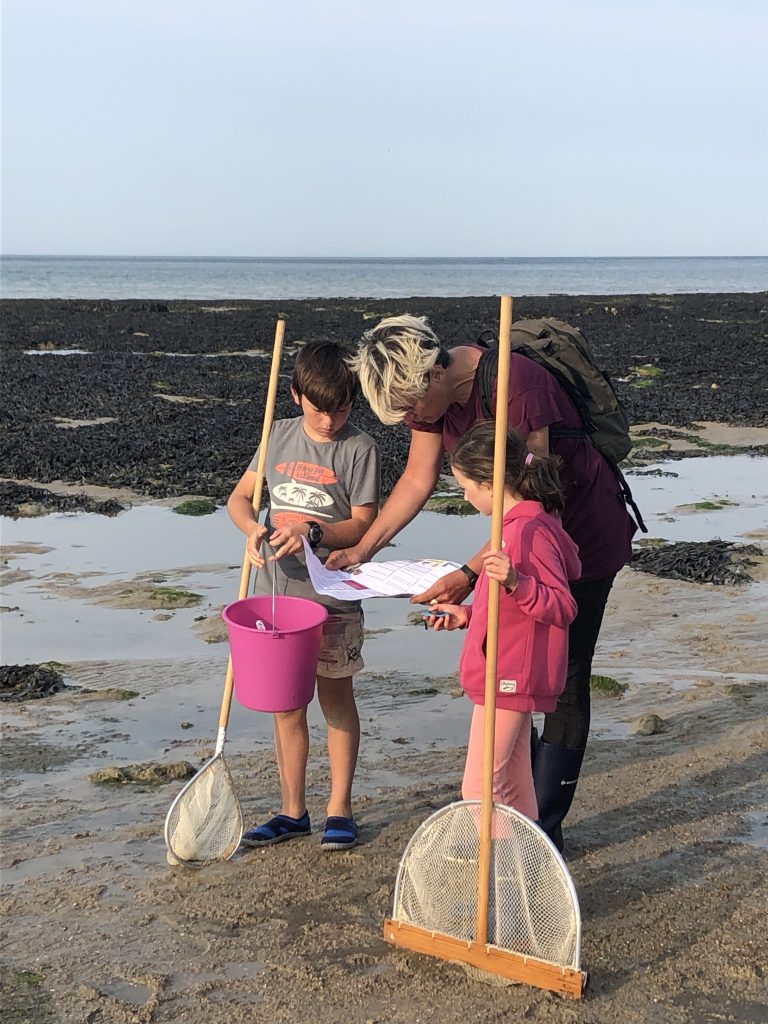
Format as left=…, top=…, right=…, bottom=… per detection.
left=2, top=453, right=767, bottom=1023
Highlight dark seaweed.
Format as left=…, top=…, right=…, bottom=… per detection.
left=630, top=540, right=762, bottom=586
left=0, top=482, right=126, bottom=518
left=1, top=294, right=766, bottom=511
left=0, top=664, right=70, bottom=702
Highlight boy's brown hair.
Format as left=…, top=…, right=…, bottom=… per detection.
left=292, top=340, right=360, bottom=412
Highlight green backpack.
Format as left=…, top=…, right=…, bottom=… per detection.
left=476, top=317, right=646, bottom=531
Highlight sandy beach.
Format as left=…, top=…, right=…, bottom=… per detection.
left=2, top=296, right=767, bottom=1023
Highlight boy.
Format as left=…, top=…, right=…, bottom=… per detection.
left=227, top=340, right=380, bottom=851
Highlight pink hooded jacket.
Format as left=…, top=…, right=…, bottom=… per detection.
left=460, top=501, right=582, bottom=713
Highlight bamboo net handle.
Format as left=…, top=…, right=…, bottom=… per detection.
left=476, top=295, right=513, bottom=943
left=217, top=319, right=285, bottom=733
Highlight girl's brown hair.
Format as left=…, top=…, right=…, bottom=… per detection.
left=450, top=422, right=565, bottom=514
left=292, top=340, right=360, bottom=412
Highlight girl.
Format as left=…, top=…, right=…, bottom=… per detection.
left=427, top=422, right=581, bottom=820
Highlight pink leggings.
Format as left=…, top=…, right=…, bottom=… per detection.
left=462, top=705, right=538, bottom=821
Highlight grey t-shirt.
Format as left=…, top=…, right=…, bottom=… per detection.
left=248, top=416, right=380, bottom=612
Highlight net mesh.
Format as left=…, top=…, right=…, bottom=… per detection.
left=165, top=756, right=243, bottom=864
left=393, top=802, right=580, bottom=969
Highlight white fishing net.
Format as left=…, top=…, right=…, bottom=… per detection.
left=165, top=756, right=243, bottom=865
left=393, top=801, right=581, bottom=970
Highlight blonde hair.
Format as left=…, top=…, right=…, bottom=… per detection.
left=347, top=314, right=447, bottom=425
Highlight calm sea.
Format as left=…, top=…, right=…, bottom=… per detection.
left=1, top=255, right=766, bottom=300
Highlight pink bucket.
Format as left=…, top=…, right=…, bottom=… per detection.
left=222, top=596, right=328, bottom=712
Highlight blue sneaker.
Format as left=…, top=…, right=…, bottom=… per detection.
left=241, top=811, right=311, bottom=847
left=321, top=816, right=358, bottom=851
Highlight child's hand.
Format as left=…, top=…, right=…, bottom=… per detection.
left=482, top=548, right=518, bottom=590
left=246, top=524, right=268, bottom=568
left=269, top=523, right=309, bottom=561
left=423, top=603, right=467, bottom=631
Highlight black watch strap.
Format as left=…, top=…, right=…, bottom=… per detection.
left=459, top=563, right=479, bottom=589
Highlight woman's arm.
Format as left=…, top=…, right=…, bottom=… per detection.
left=325, top=430, right=444, bottom=568
left=411, top=424, right=548, bottom=604
left=314, top=504, right=378, bottom=549
left=526, top=425, right=549, bottom=456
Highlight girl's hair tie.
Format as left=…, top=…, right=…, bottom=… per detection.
left=525, top=452, right=535, bottom=467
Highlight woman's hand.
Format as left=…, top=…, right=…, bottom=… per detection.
left=246, top=524, right=268, bottom=568
left=482, top=548, right=518, bottom=590
left=423, top=603, right=468, bottom=630
left=325, top=544, right=370, bottom=571
left=268, top=523, right=309, bottom=561
left=411, top=569, right=472, bottom=606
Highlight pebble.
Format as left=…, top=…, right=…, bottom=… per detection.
left=635, top=713, right=668, bottom=736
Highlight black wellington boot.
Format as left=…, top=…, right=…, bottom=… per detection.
left=532, top=741, right=586, bottom=853
left=530, top=724, right=540, bottom=767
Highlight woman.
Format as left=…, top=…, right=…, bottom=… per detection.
left=326, top=314, right=637, bottom=851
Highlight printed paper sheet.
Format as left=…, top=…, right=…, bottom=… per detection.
left=302, top=538, right=460, bottom=600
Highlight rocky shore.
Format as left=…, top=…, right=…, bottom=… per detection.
left=2, top=293, right=766, bottom=510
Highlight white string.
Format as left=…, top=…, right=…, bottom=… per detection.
left=271, top=555, right=278, bottom=636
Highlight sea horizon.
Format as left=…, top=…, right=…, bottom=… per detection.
left=3, top=252, right=766, bottom=260
left=1, top=254, right=766, bottom=300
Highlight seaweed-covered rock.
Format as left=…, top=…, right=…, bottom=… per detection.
left=590, top=674, right=627, bottom=697
left=0, top=663, right=69, bottom=701
left=172, top=498, right=217, bottom=516
left=626, top=467, right=679, bottom=478
left=423, top=494, right=478, bottom=516
left=630, top=539, right=762, bottom=586
left=89, top=761, right=195, bottom=785
left=0, top=482, right=125, bottom=518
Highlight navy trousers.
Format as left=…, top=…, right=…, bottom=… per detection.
left=541, top=575, right=615, bottom=750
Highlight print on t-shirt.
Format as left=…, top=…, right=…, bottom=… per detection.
left=271, top=460, right=337, bottom=529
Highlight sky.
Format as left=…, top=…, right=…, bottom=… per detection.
left=1, top=0, right=766, bottom=257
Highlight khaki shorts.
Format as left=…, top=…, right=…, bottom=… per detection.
left=316, top=610, right=364, bottom=679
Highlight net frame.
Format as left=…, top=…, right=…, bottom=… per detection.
left=164, top=745, right=243, bottom=867
left=391, top=800, right=582, bottom=971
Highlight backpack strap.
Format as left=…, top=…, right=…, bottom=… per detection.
left=607, top=462, right=647, bottom=533
left=476, top=341, right=593, bottom=438
left=476, top=342, right=498, bottom=420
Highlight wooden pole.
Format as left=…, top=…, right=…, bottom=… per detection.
left=218, top=319, right=285, bottom=736
left=383, top=294, right=587, bottom=996
left=476, top=295, right=513, bottom=943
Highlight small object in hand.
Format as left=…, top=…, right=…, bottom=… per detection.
left=422, top=610, right=449, bottom=630
left=255, top=619, right=267, bottom=631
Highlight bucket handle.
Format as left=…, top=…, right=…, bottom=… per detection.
left=252, top=541, right=280, bottom=637
left=271, top=560, right=278, bottom=637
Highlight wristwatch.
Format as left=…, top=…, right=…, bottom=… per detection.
left=459, top=563, right=479, bottom=589
left=306, top=521, right=324, bottom=550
